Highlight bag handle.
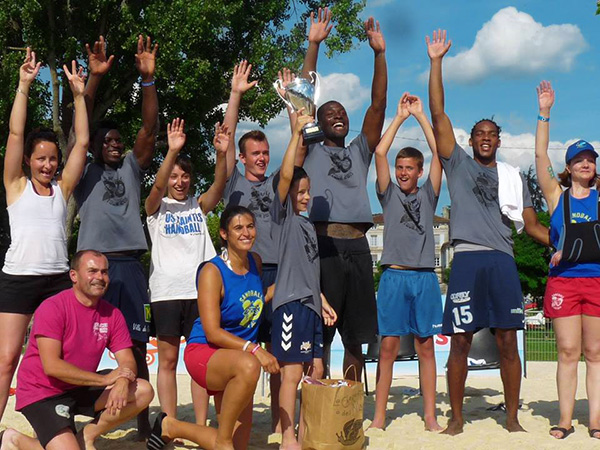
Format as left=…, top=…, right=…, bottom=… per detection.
left=343, top=365, right=359, bottom=381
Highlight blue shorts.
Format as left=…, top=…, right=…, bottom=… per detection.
left=257, top=264, right=278, bottom=343
left=377, top=268, right=443, bottom=338
left=442, top=250, right=525, bottom=335
left=272, top=300, right=323, bottom=363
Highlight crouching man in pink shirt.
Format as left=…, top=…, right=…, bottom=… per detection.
left=1, top=250, right=154, bottom=450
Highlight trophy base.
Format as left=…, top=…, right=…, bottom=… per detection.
left=302, top=123, right=325, bottom=145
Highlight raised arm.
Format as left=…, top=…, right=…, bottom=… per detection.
left=407, top=94, right=442, bottom=195
left=83, top=36, right=114, bottom=125
left=144, top=118, right=186, bottom=216
left=132, top=35, right=159, bottom=170
left=199, top=123, right=230, bottom=214
left=375, top=94, right=410, bottom=193
left=534, top=81, right=561, bottom=214
left=58, top=61, right=89, bottom=201
left=300, top=7, right=333, bottom=78
left=361, top=17, right=388, bottom=151
left=223, top=61, right=257, bottom=178
left=4, top=48, right=41, bottom=204
left=278, top=113, right=312, bottom=202
left=426, top=29, right=455, bottom=159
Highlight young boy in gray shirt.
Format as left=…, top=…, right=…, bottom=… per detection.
left=369, top=93, right=443, bottom=431
left=270, top=113, right=337, bottom=450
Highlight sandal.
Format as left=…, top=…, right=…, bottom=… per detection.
left=147, top=413, right=172, bottom=450
left=589, top=429, right=600, bottom=439
left=550, top=426, right=575, bottom=439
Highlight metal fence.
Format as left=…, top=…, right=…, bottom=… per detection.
left=524, top=310, right=558, bottom=361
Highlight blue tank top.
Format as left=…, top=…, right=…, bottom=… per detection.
left=188, top=254, right=264, bottom=344
left=549, top=190, right=600, bottom=277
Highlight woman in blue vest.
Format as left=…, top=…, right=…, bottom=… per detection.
left=535, top=81, right=600, bottom=440
left=147, top=205, right=280, bottom=450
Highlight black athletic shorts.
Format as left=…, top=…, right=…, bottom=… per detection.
left=0, top=270, right=71, bottom=314
left=104, top=256, right=150, bottom=343
left=20, top=385, right=106, bottom=448
left=257, top=264, right=278, bottom=344
left=151, top=299, right=198, bottom=341
left=317, top=235, right=378, bottom=346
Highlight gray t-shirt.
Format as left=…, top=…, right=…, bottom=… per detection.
left=304, top=133, right=373, bottom=226
left=377, top=178, right=438, bottom=268
left=441, top=144, right=533, bottom=256
left=270, top=189, right=321, bottom=316
left=223, top=166, right=278, bottom=264
left=75, top=152, right=147, bottom=252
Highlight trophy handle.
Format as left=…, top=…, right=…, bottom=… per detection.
left=273, top=79, right=293, bottom=109
left=308, top=71, right=321, bottom=105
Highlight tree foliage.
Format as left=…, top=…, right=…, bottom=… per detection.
left=0, top=0, right=366, bottom=257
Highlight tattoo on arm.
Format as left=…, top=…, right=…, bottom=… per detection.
left=547, top=166, right=555, bottom=178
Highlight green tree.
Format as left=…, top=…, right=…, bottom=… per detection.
left=0, top=0, right=366, bottom=253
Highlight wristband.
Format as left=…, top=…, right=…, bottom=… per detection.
left=141, top=79, right=155, bottom=87
left=16, top=88, right=29, bottom=98
left=251, top=344, right=260, bottom=355
left=538, top=115, right=550, bottom=122
left=242, top=340, right=252, bottom=352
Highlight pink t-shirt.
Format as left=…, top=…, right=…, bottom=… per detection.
left=16, top=288, right=132, bottom=410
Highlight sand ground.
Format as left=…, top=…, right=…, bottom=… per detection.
left=2, top=362, right=600, bottom=449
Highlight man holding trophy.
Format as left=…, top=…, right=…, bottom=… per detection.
left=292, top=15, right=388, bottom=379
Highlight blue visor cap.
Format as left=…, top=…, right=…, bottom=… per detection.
left=565, top=140, right=598, bottom=164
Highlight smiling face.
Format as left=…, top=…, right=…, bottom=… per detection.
left=318, top=101, right=349, bottom=142
left=291, top=177, right=311, bottom=213
left=24, top=141, right=60, bottom=186
left=469, top=120, right=501, bottom=165
left=70, top=252, right=110, bottom=301
left=240, top=138, right=270, bottom=181
left=567, top=150, right=597, bottom=186
left=167, top=164, right=191, bottom=201
left=220, top=213, right=256, bottom=253
left=101, top=129, right=125, bottom=167
left=395, top=157, right=423, bottom=194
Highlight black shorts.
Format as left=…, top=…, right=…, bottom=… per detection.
left=20, top=385, right=106, bottom=448
left=105, top=256, right=150, bottom=343
left=151, top=299, right=198, bottom=341
left=257, top=264, right=278, bottom=344
left=317, top=235, right=378, bottom=346
left=0, top=271, right=71, bottom=314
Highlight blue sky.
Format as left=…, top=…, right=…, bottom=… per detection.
left=237, top=1, right=600, bottom=213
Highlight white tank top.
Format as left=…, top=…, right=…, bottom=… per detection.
left=3, top=179, right=69, bottom=275
left=147, top=196, right=217, bottom=302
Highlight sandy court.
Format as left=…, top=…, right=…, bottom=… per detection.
left=2, top=362, right=600, bottom=449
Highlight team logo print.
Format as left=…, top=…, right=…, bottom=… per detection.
left=248, top=186, right=272, bottom=219
left=301, top=227, right=318, bottom=263
left=327, top=149, right=353, bottom=180
left=551, top=293, right=564, bottom=310
left=239, top=290, right=263, bottom=328
left=300, top=341, right=312, bottom=353
left=472, top=172, right=498, bottom=207
left=144, top=304, right=152, bottom=323
left=399, top=196, right=424, bottom=234
left=102, top=174, right=128, bottom=206
left=281, top=312, right=293, bottom=351
left=55, top=404, right=70, bottom=419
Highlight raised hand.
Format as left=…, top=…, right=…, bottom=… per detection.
left=308, top=7, right=333, bottom=44
left=426, top=29, right=452, bottom=60
left=85, top=35, right=114, bottom=77
left=397, top=92, right=410, bottom=120
left=213, top=122, right=230, bottom=155
left=365, top=17, right=385, bottom=54
left=231, top=60, right=257, bottom=95
left=537, top=80, right=555, bottom=113
left=167, top=118, right=186, bottom=153
left=19, top=47, right=41, bottom=85
left=135, top=35, right=158, bottom=81
left=276, top=68, right=296, bottom=98
left=293, top=110, right=313, bottom=135
left=63, top=60, right=86, bottom=97
left=406, top=94, right=424, bottom=116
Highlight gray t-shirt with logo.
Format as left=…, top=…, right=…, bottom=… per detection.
left=304, top=133, right=373, bottom=226
left=377, top=178, right=438, bottom=268
left=223, top=166, right=278, bottom=264
left=441, top=144, right=533, bottom=256
left=270, top=189, right=321, bottom=316
left=75, top=152, right=148, bottom=252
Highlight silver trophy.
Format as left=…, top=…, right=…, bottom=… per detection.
left=274, top=71, right=325, bottom=145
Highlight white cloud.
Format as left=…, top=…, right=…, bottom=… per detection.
left=316, top=72, right=370, bottom=111
left=431, top=7, right=587, bottom=84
